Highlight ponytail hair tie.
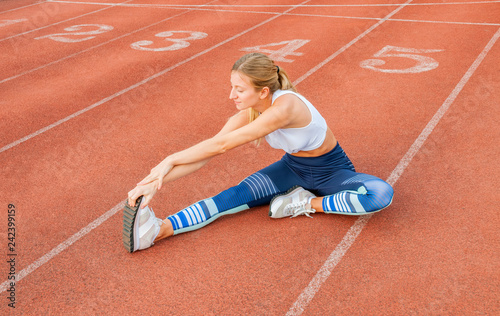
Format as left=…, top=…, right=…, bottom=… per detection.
left=276, top=65, right=280, bottom=74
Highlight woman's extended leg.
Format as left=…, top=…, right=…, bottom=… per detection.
left=155, top=159, right=309, bottom=239
left=125, top=159, right=306, bottom=252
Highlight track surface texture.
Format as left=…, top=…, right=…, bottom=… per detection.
left=1, top=0, right=499, bottom=315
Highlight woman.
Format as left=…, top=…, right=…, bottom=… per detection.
left=123, top=53, right=394, bottom=253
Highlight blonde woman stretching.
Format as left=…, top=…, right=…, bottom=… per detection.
left=124, top=53, right=393, bottom=253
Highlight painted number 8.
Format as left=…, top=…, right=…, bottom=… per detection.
left=130, top=31, right=208, bottom=52
left=360, top=45, right=444, bottom=73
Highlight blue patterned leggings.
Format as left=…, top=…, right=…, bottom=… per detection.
left=167, top=143, right=394, bottom=235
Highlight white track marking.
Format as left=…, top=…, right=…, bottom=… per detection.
left=293, top=0, right=414, bottom=86
left=240, top=39, right=310, bottom=63
left=35, top=23, right=113, bottom=42
left=0, top=0, right=133, bottom=43
left=385, top=27, right=500, bottom=186
left=287, top=13, right=500, bottom=27
left=387, top=17, right=500, bottom=26
left=43, top=0, right=500, bottom=27
left=0, top=0, right=309, bottom=154
left=0, top=0, right=312, bottom=290
left=0, top=200, right=126, bottom=293
left=0, top=1, right=47, bottom=15
left=0, top=7, right=204, bottom=84
left=130, top=30, right=208, bottom=52
left=286, top=26, right=500, bottom=316
left=47, top=0, right=500, bottom=8
left=360, top=46, right=444, bottom=74
left=47, top=0, right=204, bottom=9
left=0, top=19, right=28, bottom=27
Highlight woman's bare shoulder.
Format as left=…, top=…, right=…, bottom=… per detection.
left=272, top=93, right=310, bottom=125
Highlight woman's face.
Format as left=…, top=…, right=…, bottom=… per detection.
left=229, top=71, right=265, bottom=111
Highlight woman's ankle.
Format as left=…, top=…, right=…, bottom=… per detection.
left=311, top=197, right=324, bottom=213
left=154, top=220, right=174, bottom=242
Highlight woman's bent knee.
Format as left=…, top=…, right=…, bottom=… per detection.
left=363, top=179, right=394, bottom=212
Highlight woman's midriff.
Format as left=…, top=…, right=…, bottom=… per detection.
left=291, top=127, right=337, bottom=158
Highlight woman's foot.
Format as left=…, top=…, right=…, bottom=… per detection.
left=123, top=196, right=163, bottom=252
left=269, top=186, right=317, bottom=218
left=154, top=219, right=174, bottom=242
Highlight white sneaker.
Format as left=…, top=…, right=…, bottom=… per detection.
left=123, top=196, right=163, bottom=253
left=269, top=186, right=316, bottom=219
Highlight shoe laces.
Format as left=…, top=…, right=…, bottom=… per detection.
left=284, top=202, right=316, bottom=218
left=148, top=207, right=167, bottom=225
left=149, top=208, right=168, bottom=230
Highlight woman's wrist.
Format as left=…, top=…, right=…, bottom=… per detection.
left=163, top=155, right=176, bottom=169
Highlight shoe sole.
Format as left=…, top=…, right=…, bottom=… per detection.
left=269, top=185, right=302, bottom=217
left=122, top=196, right=143, bottom=253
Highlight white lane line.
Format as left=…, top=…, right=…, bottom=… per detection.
left=294, top=0, right=413, bottom=86
left=0, top=0, right=312, bottom=292
left=286, top=13, right=500, bottom=27
left=46, top=0, right=500, bottom=8
left=0, top=0, right=133, bottom=43
left=0, top=1, right=47, bottom=15
left=0, top=5, right=204, bottom=84
left=385, top=27, right=500, bottom=186
left=286, top=26, right=500, bottom=316
left=46, top=0, right=500, bottom=27
left=0, top=200, right=126, bottom=293
left=383, top=17, right=500, bottom=26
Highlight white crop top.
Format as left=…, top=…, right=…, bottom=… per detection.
left=264, top=90, right=327, bottom=154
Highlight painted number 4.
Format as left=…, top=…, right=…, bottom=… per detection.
left=360, top=45, right=444, bottom=73
left=240, top=39, right=310, bottom=63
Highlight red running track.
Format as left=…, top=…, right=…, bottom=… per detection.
left=0, top=0, right=499, bottom=314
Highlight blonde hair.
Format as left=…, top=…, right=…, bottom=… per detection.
left=232, top=53, right=296, bottom=146
left=232, top=53, right=296, bottom=124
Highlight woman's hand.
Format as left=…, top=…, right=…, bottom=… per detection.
left=128, top=180, right=159, bottom=209
left=137, top=158, right=173, bottom=190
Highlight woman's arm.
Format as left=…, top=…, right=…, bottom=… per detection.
left=137, top=103, right=291, bottom=191
left=128, top=111, right=249, bottom=207
left=150, top=110, right=249, bottom=186
left=128, top=159, right=209, bottom=208
left=169, top=103, right=291, bottom=165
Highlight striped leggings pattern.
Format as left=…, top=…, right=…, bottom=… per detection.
left=167, top=172, right=279, bottom=234
left=321, top=175, right=394, bottom=214
left=166, top=144, right=394, bottom=234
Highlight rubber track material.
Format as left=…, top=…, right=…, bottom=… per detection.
left=122, top=196, right=144, bottom=253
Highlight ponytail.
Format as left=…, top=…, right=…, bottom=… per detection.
left=277, top=66, right=296, bottom=92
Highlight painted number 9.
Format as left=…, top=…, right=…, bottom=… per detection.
left=130, top=30, right=208, bottom=52
left=360, top=45, right=444, bottom=73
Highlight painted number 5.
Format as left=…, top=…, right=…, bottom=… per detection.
left=360, top=45, right=444, bottom=73
left=131, top=31, right=207, bottom=52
